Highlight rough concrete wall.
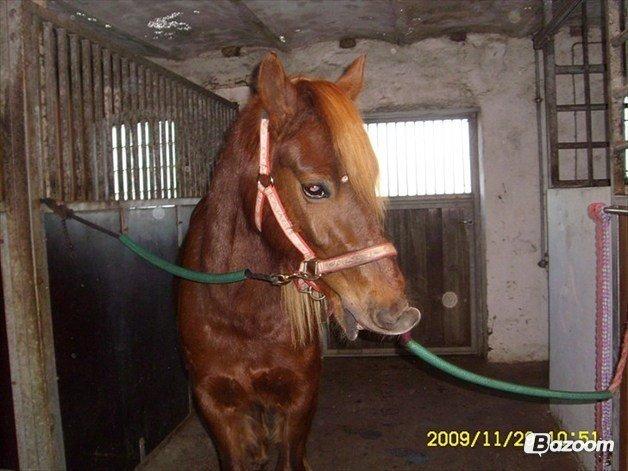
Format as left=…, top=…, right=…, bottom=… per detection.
left=547, top=186, right=610, bottom=471
left=155, top=35, right=548, bottom=362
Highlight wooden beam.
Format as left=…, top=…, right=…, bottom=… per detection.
left=0, top=1, right=66, bottom=468
left=533, top=0, right=584, bottom=50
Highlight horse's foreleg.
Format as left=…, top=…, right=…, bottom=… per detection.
left=275, top=397, right=317, bottom=471
left=195, top=383, right=269, bottom=471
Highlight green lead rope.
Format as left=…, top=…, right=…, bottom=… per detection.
left=402, top=339, right=613, bottom=401
left=118, top=234, right=248, bottom=284
left=41, top=198, right=617, bottom=403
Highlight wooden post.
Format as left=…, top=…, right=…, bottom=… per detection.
left=0, top=1, right=66, bottom=469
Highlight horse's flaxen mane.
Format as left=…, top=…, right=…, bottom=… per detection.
left=296, top=79, right=384, bottom=220
left=281, top=282, right=323, bottom=346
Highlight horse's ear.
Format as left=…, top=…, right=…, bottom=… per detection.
left=336, top=55, right=365, bottom=101
left=257, top=52, right=297, bottom=124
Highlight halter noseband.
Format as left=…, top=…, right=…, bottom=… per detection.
left=254, top=115, right=397, bottom=299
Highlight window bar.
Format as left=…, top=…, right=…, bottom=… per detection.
left=581, top=1, right=595, bottom=185
left=127, top=120, right=135, bottom=200
left=398, top=122, right=405, bottom=196
left=57, top=28, right=75, bottom=201
left=404, top=121, right=413, bottom=196
left=137, top=65, right=146, bottom=199
left=177, top=85, right=186, bottom=194
left=91, top=42, right=105, bottom=201
left=428, top=120, right=436, bottom=194
left=111, top=125, right=119, bottom=199
left=69, top=34, right=86, bottom=200
left=167, top=80, right=175, bottom=198
left=162, top=82, right=170, bottom=198
left=150, top=71, right=159, bottom=199
left=136, top=122, right=143, bottom=199
left=144, top=68, right=154, bottom=199
left=202, top=97, right=209, bottom=194
left=189, top=90, right=199, bottom=196
left=555, top=64, right=605, bottom=74
left=378, top=123, right=388, bottom=196
left=144, top=121, right=152, bottom=197
left=164, top=119, right=171, bottom=199
left=130, top=62, right=141, bottom=199
left=178, top=88, right=188, bottom=197
left=102, top=48, right=114, bottom=200
left=421, top=121, right=427, bottom=195
left=156, top=120, right=163, bottom=200
left=80, top=38, right=94, bottom=201
left=112, top=56, right=125, bottom=199
left=43, top=22, right=61, bottom=199
left=171, top=120, right=177, bottom=198
left=196, top=94, right=203, bottom=196
left=171, top=85, right=179, bottom=194
left=120, top=124, right=129, bottom=200
left=155, top=76, right=164, bottom=199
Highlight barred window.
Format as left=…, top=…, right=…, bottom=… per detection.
left=365, top=118, right=472, bottom=197
left=111, top=120, right=177, bottom=201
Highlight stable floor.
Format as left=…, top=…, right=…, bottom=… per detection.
left=138, top=356, right=579, bottom=471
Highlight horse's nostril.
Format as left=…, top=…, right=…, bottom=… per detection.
left=374, top=306, right=421, bottom=333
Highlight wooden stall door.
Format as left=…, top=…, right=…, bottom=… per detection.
left=325, top=198, right=476, bottom=355
left=45, top=205, right=198, bottom=470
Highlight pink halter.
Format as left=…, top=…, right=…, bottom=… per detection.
left=254, top=115, right=397, bottom=297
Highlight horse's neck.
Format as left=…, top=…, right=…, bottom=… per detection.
left=188, top=139, right=286, bottom=336
left=199, top=154, right=274, bottom=277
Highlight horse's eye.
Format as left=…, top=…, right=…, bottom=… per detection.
left=302, top=183, right=329, bottom=199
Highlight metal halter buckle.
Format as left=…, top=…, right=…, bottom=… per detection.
left=268, top=260, right=320, bottom=286
left=298, top=260, right=320, bottom=280
left=299, top=284, right=326, bottom=301
left=268, top=273, right=293, bottom=286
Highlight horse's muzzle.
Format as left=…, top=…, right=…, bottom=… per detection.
left=373, top=306, right=421, bottom=335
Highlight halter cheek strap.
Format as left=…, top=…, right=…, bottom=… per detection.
left=254, top=115, right=397, bottom=296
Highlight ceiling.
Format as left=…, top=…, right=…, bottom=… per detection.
left=48, top=0, right=544, bottom=61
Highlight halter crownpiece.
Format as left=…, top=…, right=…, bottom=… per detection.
left=254, top=114, right=397, bottom=297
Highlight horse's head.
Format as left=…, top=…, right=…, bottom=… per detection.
left=246, top=52, right=420, bottom=342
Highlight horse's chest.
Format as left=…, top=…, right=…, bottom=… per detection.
left=200, top=344, right=320, bottom=411
left=250, top=367, right=301, bottom=407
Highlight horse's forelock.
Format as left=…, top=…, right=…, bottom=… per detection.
left=296, top=79, right=384, bottom=220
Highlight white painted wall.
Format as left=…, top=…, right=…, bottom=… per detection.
left=155, top=35, right=548, bottom=362
left=547, top=186, right=611, bottom=470
left=547, top=27, right=614, bottom=471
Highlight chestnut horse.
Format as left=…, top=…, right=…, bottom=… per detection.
left=178, top=53, right=420, bottom=470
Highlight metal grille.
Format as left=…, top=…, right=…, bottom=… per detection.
left=365, top=118, right=472, bottom=197
left=607, top=0, right=628, bottom=195
left=28, top=9, right=237, bottom=203
left=539, top=0, right=610, bottom=188
left=111, top=120, right=177, bottom=200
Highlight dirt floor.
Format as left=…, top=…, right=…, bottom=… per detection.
left=138, top=356, right=580, bottom=470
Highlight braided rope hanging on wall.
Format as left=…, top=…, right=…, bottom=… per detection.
left=588, top=202, right=613, bottom=471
